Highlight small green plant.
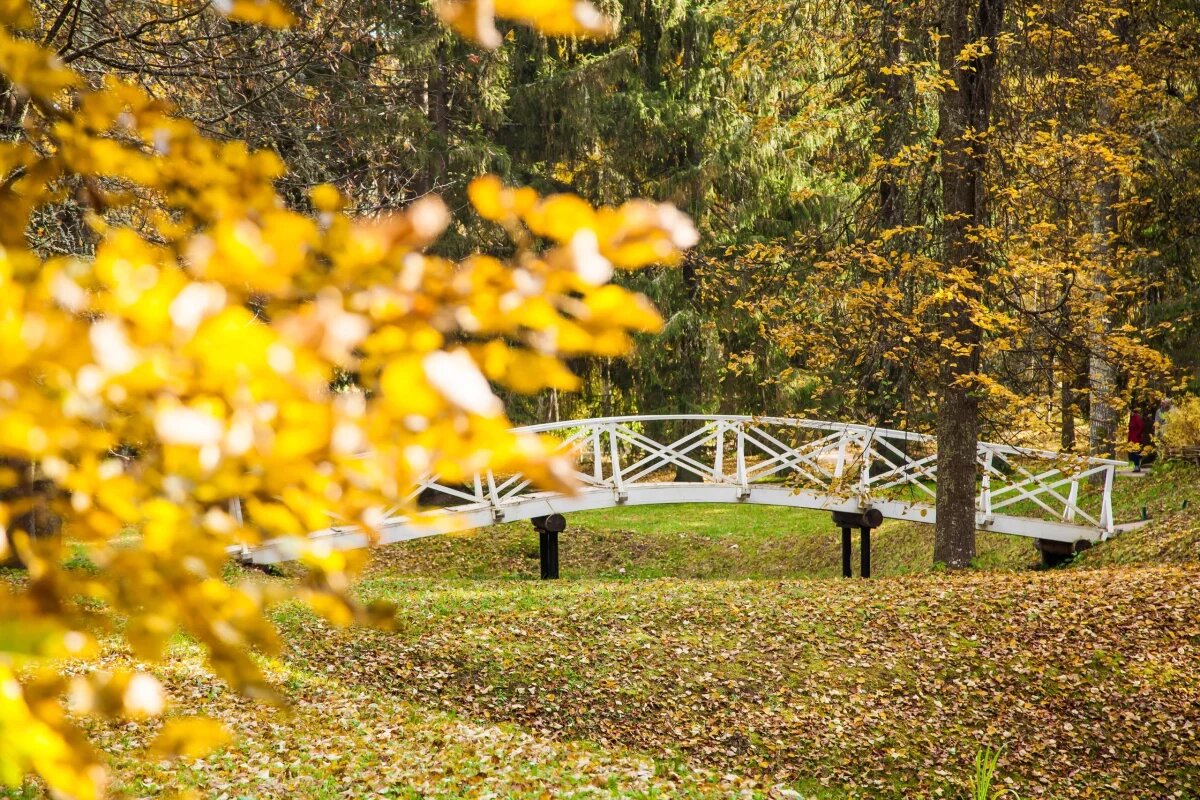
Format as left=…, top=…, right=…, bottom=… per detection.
left=969, top=744, right=1016, bottom=800
left=61, top=545, right=98, bottom=574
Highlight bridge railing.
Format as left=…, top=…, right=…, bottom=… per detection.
left=397, top=415, right=1122, bottom=535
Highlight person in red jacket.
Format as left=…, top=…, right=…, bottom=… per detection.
left=1128, top=408, right=1146, bottom=472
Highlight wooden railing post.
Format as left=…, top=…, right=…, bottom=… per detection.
left=979, top=448, right=993, bottom=517
left=736, top=423, right=748, bottom=496
left=1064, top=478, right=1078, bottom=522
left=1101, top=464, right=1115, bottom=535
left=833, top=432, right=847, bottom=482
left=608, top=424, right=625, bottom=497
left=591, top=426, right=603, bottom=482
left=858, top=431, right=872, bottom=495
left=714, top=423, right=725, bottom=480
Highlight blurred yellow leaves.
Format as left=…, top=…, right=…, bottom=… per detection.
left=225, top=0, right=296, bottom=27
left=150, top=718, right=233, bottom=759
left=437, top=0, right=612, bottom=49
left=0, top=0, right=693, bottom=796
left=468, top=173, right=537, bottom=221
left=1, top=664, right=106, bottom=800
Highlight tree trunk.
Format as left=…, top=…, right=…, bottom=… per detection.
left=1088, top=126, right=1120, bottom=467
left=1086, top=10, right=1131, bottom=479
left=933, top=0, right=1005, bottom=569
left=865, top=1, right=915, bottom=427
left=1061, top=367, right=1076, bottom=451
left=874, top=2, right=907, bottom=237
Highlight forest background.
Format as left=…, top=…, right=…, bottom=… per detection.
left=24, top=0, right=1200, bottom=437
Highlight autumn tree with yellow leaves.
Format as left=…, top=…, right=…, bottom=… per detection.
left=712, top=0, right=1192, bottom=564
left=0, top=0, right=697, bottom=796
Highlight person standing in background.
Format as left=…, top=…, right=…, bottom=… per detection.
left=1128, top=407, right=1146, bottom=472
left=1142, top=402, right=1157, bottom=466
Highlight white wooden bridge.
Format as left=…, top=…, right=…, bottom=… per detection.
left=244, top=415, right=1125, bottom=567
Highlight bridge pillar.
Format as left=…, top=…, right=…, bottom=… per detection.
left=841, top=527, right=852, bottom=578
left=1036, top=538, right=1091, bottom=568
left=860, top=527, right=871, bottom=579
left=833, top=509, right=882, bottom=579
left=533, top=514, right=566, bottom=579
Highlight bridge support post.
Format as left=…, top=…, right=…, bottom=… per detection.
left=1036, top=538, right=1090, bottom=568
left=860, top=527, right=871, bottom=579
left=833, top=509, right=883, bottom=579
left=841, top=527, right=852, bottom=578
left=532, top=514, right=566, bottom=579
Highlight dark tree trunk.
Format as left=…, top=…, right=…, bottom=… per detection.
left=934, top=0, right=1005, bottom=569
left=1061, top=350, right=1076, bottom=451
left=1086, top=14, right=1130, bottom=481
left=0, top=68, right=55, bottom=568
left=864, top=1, right=915, bottom=427
left=874, top=2, right=907, bottom=237
left=1, top=459, right=64, bottom=567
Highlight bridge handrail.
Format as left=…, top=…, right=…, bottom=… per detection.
left=513, top=415, right=1125, bottom=467
left=235, top=413, right=1128, bottom=565
left=391, top=414, right=1122, bottom=536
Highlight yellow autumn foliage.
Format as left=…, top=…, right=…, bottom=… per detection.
left=0, top=0, right=692, bottom=797
left=1159, top=397, right=1200, bottom=451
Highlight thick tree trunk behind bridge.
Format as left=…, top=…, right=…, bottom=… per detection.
left=933, top=0, right=1005, bottom=569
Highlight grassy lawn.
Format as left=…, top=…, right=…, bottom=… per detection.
left=363, top=504, right=1035, bottom=582
left=5, top=462, right=1200, bottom=799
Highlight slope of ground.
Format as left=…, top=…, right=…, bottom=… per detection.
left=276, top=566, right=1200, bottom=799
left=5, top=463, right=1198, bottom=799
left=1076, top=460, right=1200, bottom=567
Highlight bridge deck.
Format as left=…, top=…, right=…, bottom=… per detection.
left=241, top=416, right=1125, bottom=565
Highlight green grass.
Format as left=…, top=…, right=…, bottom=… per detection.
left=572, top=502, right=829, bottom=540
left=365, top=460, right=1200, bottom=585
left=361, top=503, right=1036, bottom=582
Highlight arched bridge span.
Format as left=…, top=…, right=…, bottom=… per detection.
left=245, top=415, right=1124, bottom=565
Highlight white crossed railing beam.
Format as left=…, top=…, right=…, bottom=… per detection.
left=396, top=415, right=1121, bottom=532
left=403, top=419, right=1123, bottom=532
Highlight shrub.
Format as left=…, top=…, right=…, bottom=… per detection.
left=1159, top=397, right=1200, bottom=452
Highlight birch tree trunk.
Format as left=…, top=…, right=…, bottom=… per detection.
left=1088, top=162, right=1120, bottom=468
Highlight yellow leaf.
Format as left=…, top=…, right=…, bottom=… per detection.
left=149, top=718, right=232, bottom=759
left=309, top=183, right=343, bottom=213
left=226, top=0, right=295, bottom=27
left=525, top=194, right=596, bottom=243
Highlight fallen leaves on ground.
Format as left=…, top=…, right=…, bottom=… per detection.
left=74, top=649, right=760, bottom=799
left=9, top=467, right=1200, bottom=798
left=281, top=566, right=1200, bottom=798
